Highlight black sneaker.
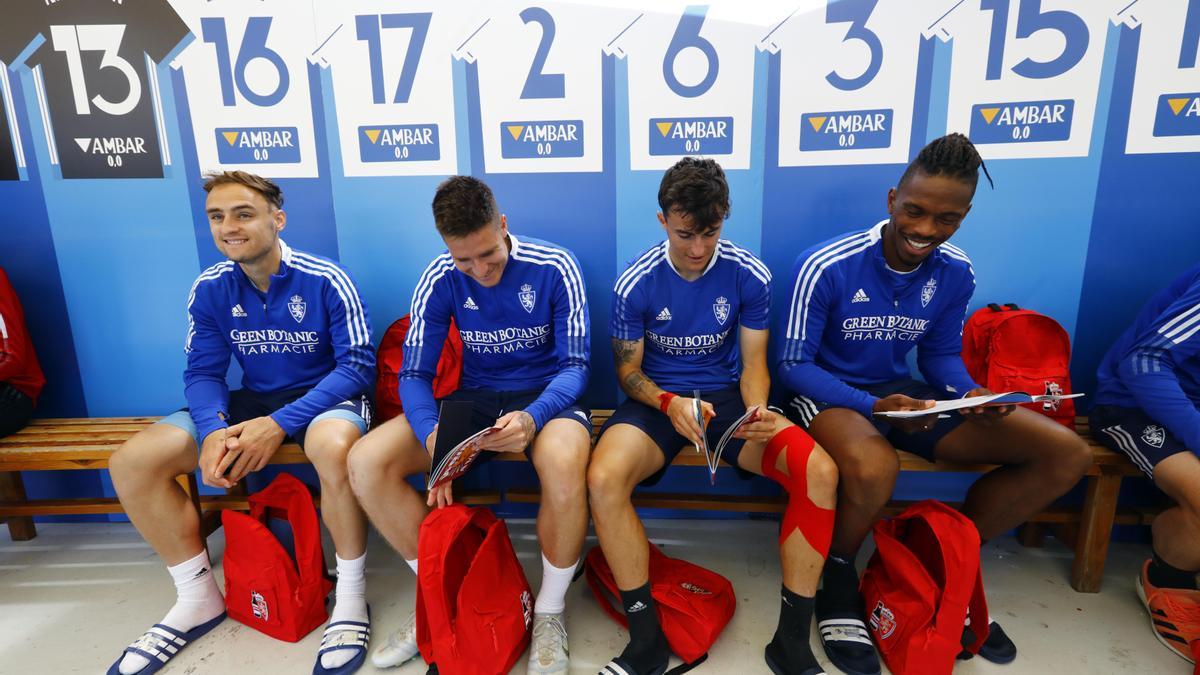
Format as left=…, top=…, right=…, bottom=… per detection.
left=958, top=620, right=1018, bottom=664
left=815, top=589, right=880, bottom=675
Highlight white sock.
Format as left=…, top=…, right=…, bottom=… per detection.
left=119, top=550, right=224, bottom=675
left=406, top=557, right=418, bottom=575
left=533, top=554, right=577, bottom=616
left=320, top=552, right=369, bottom=670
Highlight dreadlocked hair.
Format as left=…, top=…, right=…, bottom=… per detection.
left=899, top=132, right=993, bottom=191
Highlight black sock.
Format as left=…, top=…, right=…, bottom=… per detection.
left=771, top=586, right=819, bottom=673
left=618, top=583, right=668, bottom=672
left=1149, top=552, right=1199, bottom=590
left=821, top=553, right=860, bottom=606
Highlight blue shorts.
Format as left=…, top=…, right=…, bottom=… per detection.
left=600, top=384, right=754, bottom=487
left=1090, top=405, right=1189, bottom=479
left=780, top=378, right=966, bottom=461
left=440, top=387, right=591, bottom=462
left=157, top=387, right=371, bottom=450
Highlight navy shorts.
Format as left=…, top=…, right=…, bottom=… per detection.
left=781, top=378, right=966, bottom=461
left=440, top=387, right=591, bottom=462
left=600, top=384, right=754, bottom=487
left=158, top=387, right=372, bottom=450
left=1090, top=405, right=1189, bottom=479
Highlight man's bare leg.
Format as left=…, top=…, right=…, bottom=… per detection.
left=306, top=418, right=370, bottom=671
left=587, top=424, right=669, bottom=674
left=108, top=423, right=225, bottom=675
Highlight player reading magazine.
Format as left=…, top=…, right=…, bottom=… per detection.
left=588, top=158, right=838, bottom=675
left=347, top=176, right=590, bottom=675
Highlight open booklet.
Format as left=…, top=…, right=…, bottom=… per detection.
left=426, top=400, right=500, bottom=490
left=692, top=390, right=761, bottom=485
left=873, top=391, right=1084, bottom=418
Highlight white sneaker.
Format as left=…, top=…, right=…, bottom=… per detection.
left=370, top=611, right=419, bottom=669
left=527, top=613, right=569, bottom=674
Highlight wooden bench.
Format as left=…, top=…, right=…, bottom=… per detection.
left=0, top=414, right=1148, bottom=592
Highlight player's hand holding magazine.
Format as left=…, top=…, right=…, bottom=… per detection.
left=426, top=400, right=500, bottom=507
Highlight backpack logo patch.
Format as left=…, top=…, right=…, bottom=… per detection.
left=869, top=600, right=897, bottom=639
left=288, top=295, right=306, bottom=323
left=521, top=590, right=533, bottom=628
left=1043, top=381, right=1064, bottom=411
left=713, top=296, right=730, bottom=325
left=1142, top=425, right=1166, bottom=449
left=251, top=590, right=269, bottom=621
left=921, top=278, right=937, bottom=307
left=680, top=582, right=712, bottom=595
left=519, top=284, right=536, bottom=313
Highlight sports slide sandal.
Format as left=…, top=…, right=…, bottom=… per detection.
left=105, top=612, right=227, bottom=675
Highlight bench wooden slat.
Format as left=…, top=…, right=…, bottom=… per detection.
left=0, top=412, right=1152, bottom=594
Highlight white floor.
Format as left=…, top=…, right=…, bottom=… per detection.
left=0, top=520, right=1187, bottom=675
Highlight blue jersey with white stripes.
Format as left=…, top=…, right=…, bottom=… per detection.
left=777, top=221, right=978, bottom=419
left=612, top=239, right=771, bottom=391
left=184, top=241, right=375, bottom=443
left=1095, top=262, right=1200, bottom=453
left=400, top=234, right=589, bottom=447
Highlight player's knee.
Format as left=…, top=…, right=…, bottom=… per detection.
left=806, top=445, right=839, bottom=496
left=839, top=449, right=898, bottom=498
left=110, top=429, right=184, bottom=488
left=586, top=459, right=633, bottom=510
left=310, top=443, right=353, bottom=488
left=347, top=434, right=392, bottom=496
left=1043, top=430, right=1091, bottom=485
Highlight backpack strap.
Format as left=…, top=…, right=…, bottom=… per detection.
left=247, top=473, right=326, bottom=589
left=987, top=303, right=1004, bottom=312
left=1004, top=303, right=1020, bottom=310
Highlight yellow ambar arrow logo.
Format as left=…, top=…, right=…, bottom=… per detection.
left=222, top=131, right=239, bottom=145
left=364, top=129, right=381, bottom=144
left=656, top=122, right=673, bottom=137
left=980, top=108, right=1000, bottom=124
left=1168, top=98, right=1191, bottom=115
left=507, top=125, right=524, bottom=141
left=808, top=116, right=826, bottom=132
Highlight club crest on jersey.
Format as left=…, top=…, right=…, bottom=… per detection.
left=251, top=590, right=269, bottom=621
left=869, top=600, right=897, bottom=639
left=713, top=297, right=730, bottom=325
left=519, top=284, right=536, bottom=313
left=288, top=295, right=306, bottom=323
left=921, top=278, right=937, bottom=307
left=1142, top=425, right=1166, bottom=449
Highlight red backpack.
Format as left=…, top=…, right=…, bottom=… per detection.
left=416, top=505, right=533, bottom=675
left=375, top=314, right=464, bottom=422
left=584, top=544, right=735, bottom=670
left=861, top=500, right=989, bottom=675
left=222, top=472, right=333, bottom=642
left=962, top=303, right=1076, bottom=427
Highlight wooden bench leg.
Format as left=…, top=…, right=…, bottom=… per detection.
left=1072, top=473, right=1122, bottom=593
left=0, top=471, right=36, bottom=540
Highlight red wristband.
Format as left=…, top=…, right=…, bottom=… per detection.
left=658, top=392, right=678, bottom=414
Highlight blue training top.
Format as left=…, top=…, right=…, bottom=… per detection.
left=184, top=240, right=375, bottom=443
left=776, top=221, right=979, bottom=418
left=400, top=234, right=589, bottom=447
left=611, top=239, right=771, bottom=392
left=1095, top=262, right=1200, bottom=453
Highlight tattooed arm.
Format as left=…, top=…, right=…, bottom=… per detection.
left=612, top=337, right=708, bottom=445
left=612, top=338, right=663, bottom=408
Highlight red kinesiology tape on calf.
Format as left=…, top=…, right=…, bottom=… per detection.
left=762, top=426, right=834, bottom=555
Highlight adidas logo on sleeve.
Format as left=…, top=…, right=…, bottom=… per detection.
left=656, top=307, right=672, bottom=321
left=851, top=289, right=870, bottom=303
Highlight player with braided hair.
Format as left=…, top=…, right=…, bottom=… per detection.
left=776, top=133, right=1090, bottom=675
